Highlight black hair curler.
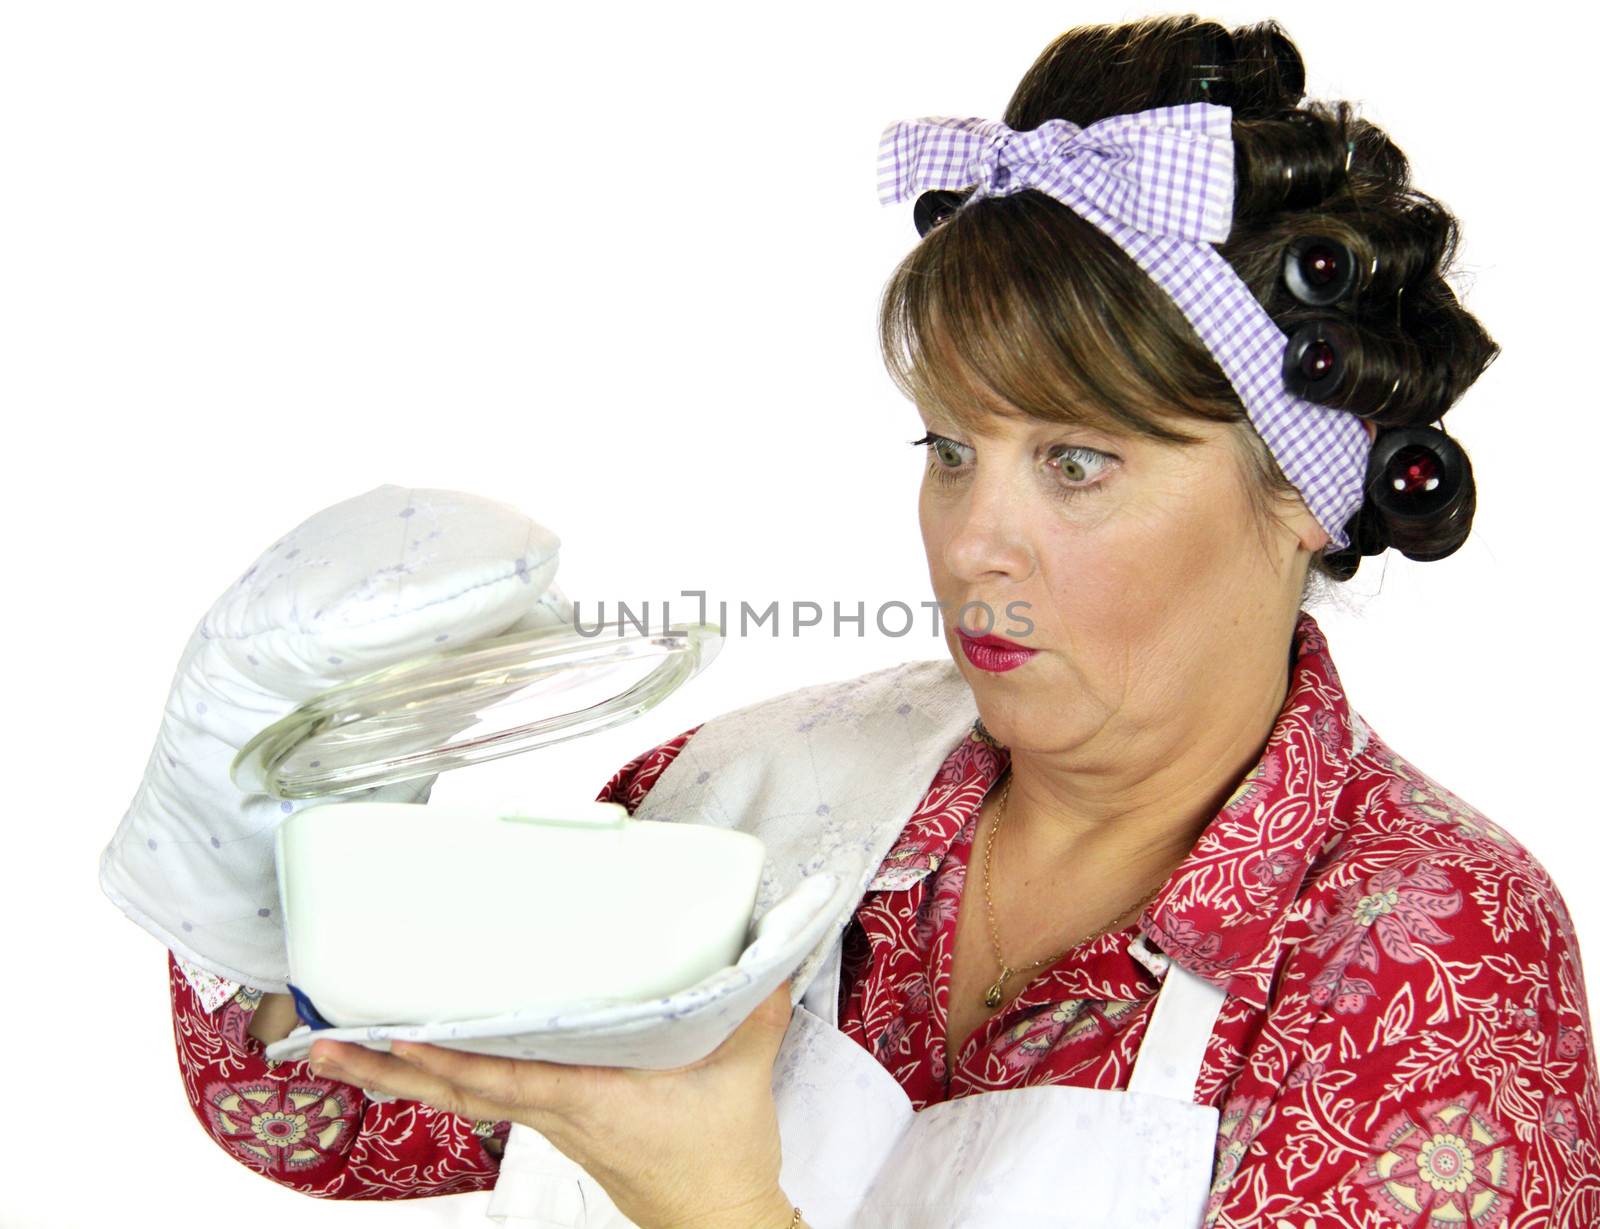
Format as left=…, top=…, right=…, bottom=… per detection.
left=1282, top=235, right=1358, bottom=307
left=1365, top=424, right=1473, bottom=561
left=1283, top=318, right=1352, bottom=402
left=913, top=189, right=970, bottom=238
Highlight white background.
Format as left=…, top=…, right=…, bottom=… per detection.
left=3, top=2, right=1594, bottom=1225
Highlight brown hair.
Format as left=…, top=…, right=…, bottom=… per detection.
left=879, top=15, right=1500, bottom=597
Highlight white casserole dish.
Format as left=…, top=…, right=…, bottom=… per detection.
left=275, top=798, right=766, bottom=1027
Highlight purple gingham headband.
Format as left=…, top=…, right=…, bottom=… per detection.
left=876, top=101, right=1371, bottom=552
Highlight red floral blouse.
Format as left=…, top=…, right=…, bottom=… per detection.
left=169, top=609, right=1600, bottom=1226
left=167, top=950, right=513, bottom=1198
left=597, top=610, right=1600, bottom=1228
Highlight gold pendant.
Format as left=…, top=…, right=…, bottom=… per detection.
left=984, top=968, right=1009, bottom=1008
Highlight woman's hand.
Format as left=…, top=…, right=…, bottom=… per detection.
left=306, top=979, right=798, bottom=1229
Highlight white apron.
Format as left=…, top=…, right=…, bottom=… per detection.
left=488, top=658, right=1227, bottom=1228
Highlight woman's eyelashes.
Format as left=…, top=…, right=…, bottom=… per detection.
left=909, top=431, right=1117, bottom=500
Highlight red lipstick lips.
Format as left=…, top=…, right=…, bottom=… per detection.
left=956, top=629, right=1038, bottom=673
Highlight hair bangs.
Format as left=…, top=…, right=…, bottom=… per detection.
left=879, top=192, right=1234, bottom=446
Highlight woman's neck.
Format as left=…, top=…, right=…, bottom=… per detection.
left=1000, top=661, right=1290, bottom=872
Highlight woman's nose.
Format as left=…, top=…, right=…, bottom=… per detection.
left=938, top=475, right=1035, bottom=585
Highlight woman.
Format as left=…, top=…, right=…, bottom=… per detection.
left=154, top=14, right=1598, bottom=1229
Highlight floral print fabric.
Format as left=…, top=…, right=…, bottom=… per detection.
left=168, top=949, right=512, bottom=1198
left=600, top=611, right=1600, bottom=1228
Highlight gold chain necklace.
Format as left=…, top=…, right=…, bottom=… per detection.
left=979, top=769, right=1169, bottom=1008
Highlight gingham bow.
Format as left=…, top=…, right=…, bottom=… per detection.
left=876, top=103, right=1236, bottom=246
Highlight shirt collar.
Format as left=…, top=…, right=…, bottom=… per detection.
left=868, top=608, right=1364, bottom=1011
left=1141, top=608, right=1364, bottom=1008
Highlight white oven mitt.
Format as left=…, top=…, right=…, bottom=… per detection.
left=98, top=484, right=574, bottom=993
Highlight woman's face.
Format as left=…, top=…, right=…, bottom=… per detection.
left=917, top=404, right=1328, bottom=761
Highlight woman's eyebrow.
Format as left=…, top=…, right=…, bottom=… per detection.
left=974, top=419, right=1133, bottom=448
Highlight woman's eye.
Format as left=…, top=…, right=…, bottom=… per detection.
left=911, top=432, right=975, bottom=482
left=931, top=438, right=971, bottom=470
left=911, top=432, right=1116, bottom=499
left=1046, top=444, right=1116, bottom=498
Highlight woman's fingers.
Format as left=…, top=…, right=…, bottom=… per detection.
left=308, top=1039, right=529, bottom=1126
left=392, top=1041, right=588, bottom=1117
left=304, top=978, right=795, bottom=1139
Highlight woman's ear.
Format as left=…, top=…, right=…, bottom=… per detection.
left=1293, top=504, right=1333, bottom=555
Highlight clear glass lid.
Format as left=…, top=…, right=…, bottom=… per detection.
left=231, top=618, right=722, bottom=800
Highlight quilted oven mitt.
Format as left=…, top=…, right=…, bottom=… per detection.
left=98, top=483, right=574, bottom=994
